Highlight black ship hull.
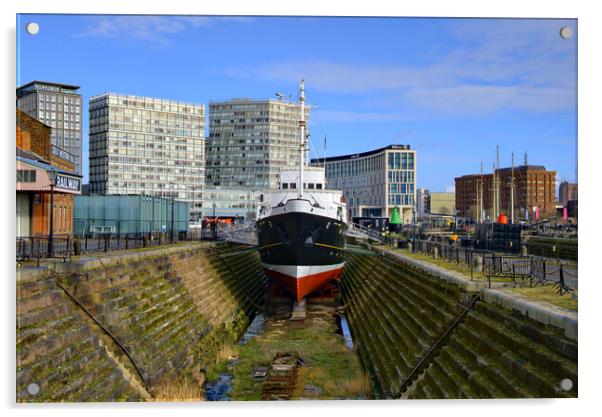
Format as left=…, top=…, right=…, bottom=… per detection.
left=257, top=210, right=346, bottom=302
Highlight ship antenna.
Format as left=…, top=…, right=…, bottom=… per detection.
left=298, top=79, right=306, bottom=199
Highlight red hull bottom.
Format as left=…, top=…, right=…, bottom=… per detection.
left=264, top=265, right=345, bottom=303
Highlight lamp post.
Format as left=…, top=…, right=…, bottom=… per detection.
left=170, top=182, right=175, bottom=243
left=47, top=167, right=58, bottom=258
left=212, top=202, right=217, bottom=240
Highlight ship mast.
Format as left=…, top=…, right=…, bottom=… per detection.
left=298, top=79, right=306, bottom=199
left=511, top=152, right=515, bottom=224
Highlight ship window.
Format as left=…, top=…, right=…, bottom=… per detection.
left=316, top=183, right=323, bottom=190
left=290, top=183, right=296, bottom=189
left=308, top=183, right=315, bottom=189
left=282, top=183, right=289, bottom=189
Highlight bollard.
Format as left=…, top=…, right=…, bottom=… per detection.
left=473, top=254, right=483, bottom=273
left=73, top=239, right=81, bottom=256
left=521, top=245, right=528, bottom=256
left=433, top=246, right=439, bottom=259
left=159, top=232, right=166, bottom=245
left=407, top=242, right=413, bottom=253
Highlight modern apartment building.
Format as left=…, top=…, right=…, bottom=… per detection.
left=206, top=98, right=308, bottom=189
left=310, top=145, right=417, bottom=223
left=88, top=93, right=206, bottom=220
left=455, top=165, right=557, bottom=220
left=16, top=81, right=83, bottom=174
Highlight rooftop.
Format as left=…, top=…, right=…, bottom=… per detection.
left=17, top=80, right=81, bottom=91
left=310, top=144, right=413, bottom=163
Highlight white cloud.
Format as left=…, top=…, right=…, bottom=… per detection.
left=76, top=15, right=252, bottom=47
left=406, top=84, right=573, bottom=116
left=220, top=19, right=576, bottom=117
left=312, top=109, right=411, bottom=123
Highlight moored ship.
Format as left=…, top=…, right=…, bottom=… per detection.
left=256, top=80, right=347, bottom=302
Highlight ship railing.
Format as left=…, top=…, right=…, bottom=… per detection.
left=222, top=221, right=258, bottom=246
left=346, top=222, right=382, bottom=242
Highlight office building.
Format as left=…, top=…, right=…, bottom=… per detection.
left=206, top=98, right=308, bottom=189
left=203, top=186, right=261, bottom=220
left=16, top=81, right=83, bottom=174
left=88, top=93, right=206, bottom=220
left=310, top=145, right=417, bottom=223
left=455, top=165, right=556, bottom=220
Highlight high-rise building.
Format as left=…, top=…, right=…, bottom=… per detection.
left=310, top=145, right=417, bottom=223
left=206, top=98, right=308, bottom=189
left=88, top=93, right=206, bottom=220
left=16, top=81, right=83, bottom=174
left=559, top=181, right=578, bottom=206
left=455, top=165, right=556, bottom=220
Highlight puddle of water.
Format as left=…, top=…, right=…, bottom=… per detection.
left=204, top=315, right=266, bottom=400
left=339, top=315, right=354, bottom=349
left=204, top=373, right=233, bottom=401
left=239, top=314, right=265, bottom=345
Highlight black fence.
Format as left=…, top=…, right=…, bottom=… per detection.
left=385, top=237, right=577, bottom=294
left=16, top=226, right=223, bottom=264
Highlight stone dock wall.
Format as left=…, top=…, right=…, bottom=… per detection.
left=16, top=242, right=267, bottom=402
left=340, top=250, right=578, bottom=399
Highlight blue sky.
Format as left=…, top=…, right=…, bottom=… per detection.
left=16, top=15, right=577, bottom=192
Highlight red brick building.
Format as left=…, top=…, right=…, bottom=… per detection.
left=16, top=109, right=81, bottom=237
left=455, top=165, right=556, bottom=220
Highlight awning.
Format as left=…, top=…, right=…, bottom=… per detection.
left=16, top=157, right=82, bottom=194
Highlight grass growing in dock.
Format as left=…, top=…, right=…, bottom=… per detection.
left=149, top=377, right=203, bottom=402
left=229, top=304, right=371, bottom=400
left=507, top=285, right=578, bottom=311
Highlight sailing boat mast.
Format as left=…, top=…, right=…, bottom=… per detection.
left=511, top=152, right=515, bottom=224
left=298, top=79, right=306, bottom=199
left=496, top=145, right=501, bottom=219
left=479, top=162, right=484, bottom=223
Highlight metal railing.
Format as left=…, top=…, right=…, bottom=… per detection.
left=384, top=237, right=577, bottom=294
left=16, top=225, right=224, bottom=264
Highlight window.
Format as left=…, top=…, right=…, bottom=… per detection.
left=17, top=170, right=36, bottom=182
left=282, top=183, right=289, bottom=189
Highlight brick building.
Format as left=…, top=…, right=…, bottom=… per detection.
left=559, top=181, right=578, bottom=206
left=455, top=165, right=556, bottom=220
left=16, top=109, right=81, bottom=237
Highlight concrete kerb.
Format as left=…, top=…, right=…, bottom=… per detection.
left=379, top=248, right=577, bottom=341
left=379, top=248, right=489, bottom=292
left=481, top=289, right=577, bottom=340
left=16, top=242, right=211, bottom=276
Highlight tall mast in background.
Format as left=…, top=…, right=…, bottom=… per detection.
left=298, top=79, right=306, bottom=199
left=511, top=152, right=515, bottom=224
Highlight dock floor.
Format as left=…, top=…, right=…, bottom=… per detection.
left=228, top=301, right=371, bottom=400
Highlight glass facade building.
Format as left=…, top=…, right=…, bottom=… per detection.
left=310, top=145, right=417, bottom=222
left=16, top=81, right=83, bottom=174
left=206, top=98, right=307, bottom=189
left=88, top=93, right=206, bottom=220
